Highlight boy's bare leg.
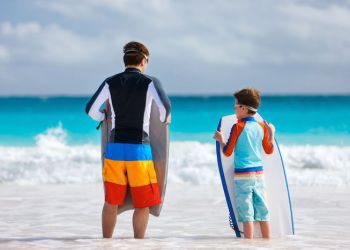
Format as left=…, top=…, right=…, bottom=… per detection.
left=243, top=221, right=254, bottom=239
left=133, top=207, right=149, bottom=239
left=259, top=221, right=270, bottom=239
left=102, top=202, right=118, bottom=238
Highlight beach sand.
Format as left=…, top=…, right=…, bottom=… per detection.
left=0, top=184, right=349, bottom=249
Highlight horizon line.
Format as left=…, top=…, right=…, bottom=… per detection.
left=0, top=93, right=350, bottom=98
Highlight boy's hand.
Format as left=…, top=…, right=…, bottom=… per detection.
left=213, top=130, right=225, bottom=145
left=264, top=121, right=275, bottom=140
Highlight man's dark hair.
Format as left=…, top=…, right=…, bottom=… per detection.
left=123, top=41, right=149, bottom=66
left=233, top=88, right=261, bottom=115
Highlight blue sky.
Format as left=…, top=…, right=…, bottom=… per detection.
left=1, top=0, right=350, bottom=96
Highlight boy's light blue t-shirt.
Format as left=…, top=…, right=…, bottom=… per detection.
left=234, top=119, right=264, bottom=169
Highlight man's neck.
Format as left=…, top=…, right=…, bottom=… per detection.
left=125, top=65, right=143, bottom=73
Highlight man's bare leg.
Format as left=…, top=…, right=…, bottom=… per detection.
left=102, top=202, right=118, bottom=238
left=133, top=207, right=149, bottom=239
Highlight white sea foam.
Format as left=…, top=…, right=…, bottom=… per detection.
left=0, top=125, right=349, bottom=187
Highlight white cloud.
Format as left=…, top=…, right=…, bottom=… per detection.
left=35, top=0, right=176, bottom=24
left=28, top=1, right=350, bottom=65
left=35, top=0, right=103, bottom=20
left=0, top=45, right=10, bottom=62
left=277, top=2, right=350, bottom=63
left=0, top=21, right=122, bottom=64
left=1, top=1, right=350, bottom=95
left=2, top=1, right=350, bottom=67
left=0, top=22, right=41, bottom=37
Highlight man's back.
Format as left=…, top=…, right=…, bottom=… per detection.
left=86, top=68, right=170, bottom=144
left=107, top=68, right=153, bottom=143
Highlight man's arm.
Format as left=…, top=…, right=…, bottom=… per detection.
left=148, top=78, right=171, bottom=123
left=85, top=81, right=109, bottom=121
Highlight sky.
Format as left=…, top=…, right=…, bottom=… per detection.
left=0, top=0, right=350, bottom=96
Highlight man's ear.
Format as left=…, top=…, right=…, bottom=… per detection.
left=140, top=58, right=146, bottom=67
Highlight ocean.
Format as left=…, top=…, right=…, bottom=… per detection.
left=1, top=95, right=349, bottom=145
left=1, top=96, right=350, bottom=249
left=0, top=96, right=349, bottom=187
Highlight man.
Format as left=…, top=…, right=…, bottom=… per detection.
left=85, top=41, right=171, bottom=239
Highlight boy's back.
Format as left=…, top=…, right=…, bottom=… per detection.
left=223, top=117, right=273, bottom=169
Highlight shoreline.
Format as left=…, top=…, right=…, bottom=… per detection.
left=0, top=184, right=349, bottom=249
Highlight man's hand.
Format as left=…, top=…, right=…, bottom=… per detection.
left=165, top=114, right=171, bottom=125
left=102, top=109, right=108, bottom=121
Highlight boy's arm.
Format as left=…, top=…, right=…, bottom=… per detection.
left=222, top=124, right=240, bottom=157
left=85, top=81, right=109, bottom=121
left=260, top=122, right=274, bottom=154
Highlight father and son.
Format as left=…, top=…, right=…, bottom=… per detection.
left=86, top=41, right=276, bottom=239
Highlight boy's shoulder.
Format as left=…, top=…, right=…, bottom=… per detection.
left=257, top=121, right=267, bottom=131
left=235, top=119, right=266, bottom=133
left=235, top=120, right=246, bottom=128
left=230, top=120, right=246, bottom=135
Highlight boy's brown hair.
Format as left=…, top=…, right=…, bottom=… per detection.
left=233, top=88, right=261, bottom=114
left=123, top=41, right=149, bottom=66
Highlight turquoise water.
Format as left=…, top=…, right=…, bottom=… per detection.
left=0, top=96, right=349, bottom=146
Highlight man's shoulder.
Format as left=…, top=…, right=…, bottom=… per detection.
left=105, top=72, right=157, bottom=84
left=103, top=72, right=124, bottom=83
left=144, top=74, right=162, bottom=85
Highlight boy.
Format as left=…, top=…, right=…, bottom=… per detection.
left=213, top=88, right=275, bottom=239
